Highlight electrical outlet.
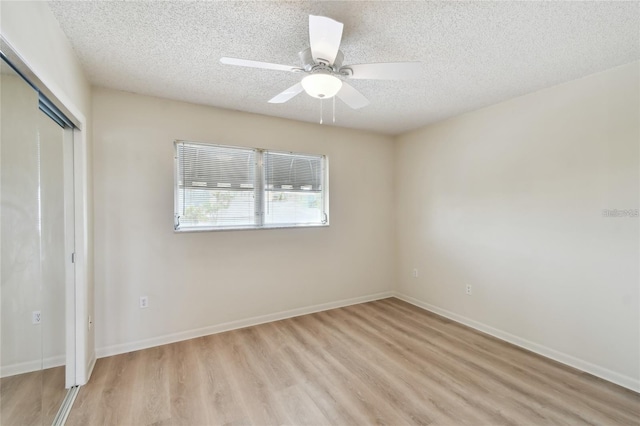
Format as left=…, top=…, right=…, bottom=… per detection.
left=412, top=268, right=419, bottom=278
left=466, top=285, right=472, bottom=295
left=140, top=296, right=149, bottom=308
left=32, top=311, right=42, bottom=324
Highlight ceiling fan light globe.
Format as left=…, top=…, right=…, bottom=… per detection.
left=301, top=74, right=342, bottom=99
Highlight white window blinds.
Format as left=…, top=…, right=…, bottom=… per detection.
left=175, top=141, right=328, bottom=231
left=263, top=151, right=325, bottom=226
left=176, top=142, right=256, bottom=229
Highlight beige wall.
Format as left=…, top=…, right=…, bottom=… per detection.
left=1, top=0, right=94, bottom=383
left=92, top=88, right=395, bottom=354
left=395, top=61, right=639, bottom=390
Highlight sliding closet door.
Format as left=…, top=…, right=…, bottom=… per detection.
left=0, top=60, right=44, bottom=423
left=1, top=56, right=75, bottom=425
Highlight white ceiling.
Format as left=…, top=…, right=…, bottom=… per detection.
left=48, top=1, right=639, bottom=135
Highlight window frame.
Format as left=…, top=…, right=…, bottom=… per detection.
left=173, top=140, right=330, bottom=232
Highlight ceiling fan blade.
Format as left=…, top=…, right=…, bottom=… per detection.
left=268, top=83, right=305, bottom=103
left=309, top=15, right=344, bottom=65
left=346, top=62, right=422, bottom=80
left=220, top=57, right=299, bottom=72
left=336, top=82, right=369, bottom=109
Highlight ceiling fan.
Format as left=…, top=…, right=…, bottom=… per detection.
left=220, top=15, right=421, bottom=109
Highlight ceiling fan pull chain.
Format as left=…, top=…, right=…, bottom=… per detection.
left=320, top=99, right=323, bottom=124
left=333, top=96, right=336, bottom=124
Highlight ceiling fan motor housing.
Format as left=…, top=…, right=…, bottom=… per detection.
left=299, top=47, right=344, bottom=73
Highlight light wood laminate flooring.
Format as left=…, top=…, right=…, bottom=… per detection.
left=66, top=298, right=640, bottom=425
left=0, top=365, right=67, bottom=426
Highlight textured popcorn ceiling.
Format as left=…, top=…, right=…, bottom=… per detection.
left=48, top=1, right=639, bottom=135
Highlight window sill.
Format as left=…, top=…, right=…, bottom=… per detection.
left=174, top=223, right=330, bottom=233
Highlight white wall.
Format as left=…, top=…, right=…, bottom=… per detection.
left=92, top=88, right=395, bottom=355
left=395, top=61, right=640, bottom=391
left=0, top=1, right=94, bottom=383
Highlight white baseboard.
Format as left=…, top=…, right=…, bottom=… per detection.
left=96, top=291, right=395, bottom=359
left=393, top=292, right=640, bottom=393
left=1, top=354, right=66, bottom=378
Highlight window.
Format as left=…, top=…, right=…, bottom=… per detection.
left=174, top=141, right=328, bottom=231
